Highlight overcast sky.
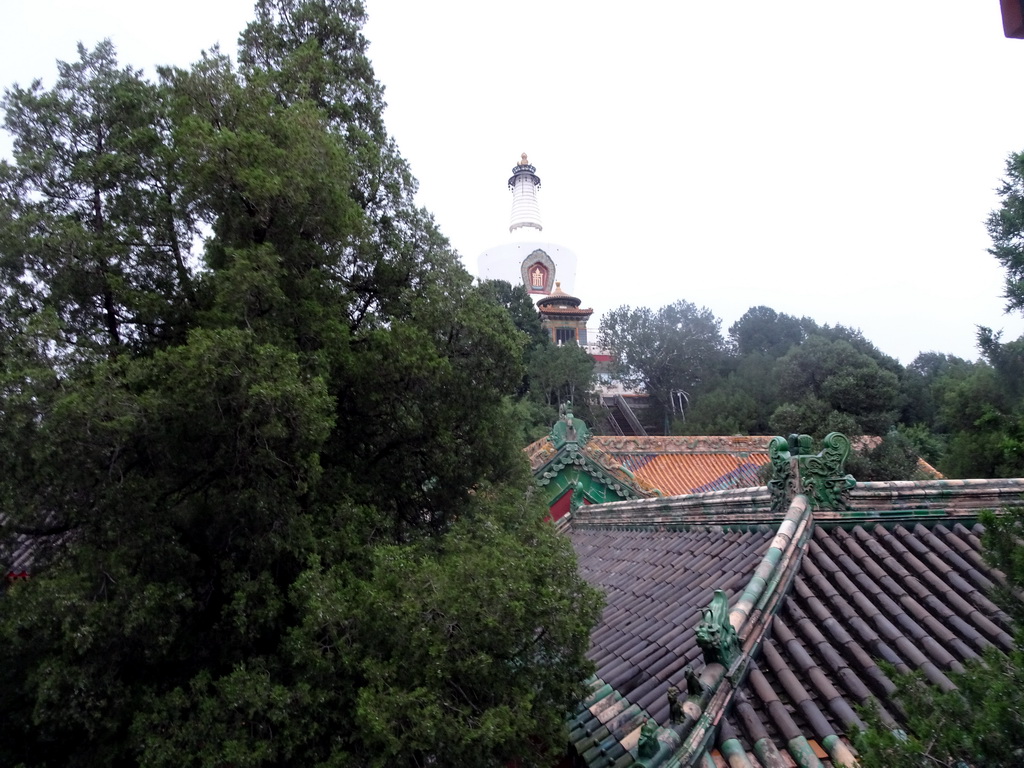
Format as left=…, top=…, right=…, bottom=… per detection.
left=4, top=1, right=1024, bottom=363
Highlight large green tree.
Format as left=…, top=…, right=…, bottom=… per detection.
left=770, top=334, right=901, bottom=436
left=0, top=40, right=198, bottom=358
left=727, top=305, right=806, bottom=359
left=600, top=300, right=724, bottom=432
left=0, top=5, right=601, bottom=767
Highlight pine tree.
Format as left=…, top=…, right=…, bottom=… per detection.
left=0, top=7, right=601, bottom=766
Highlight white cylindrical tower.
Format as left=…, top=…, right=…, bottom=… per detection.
left=509, top=152, right=542, bottom=235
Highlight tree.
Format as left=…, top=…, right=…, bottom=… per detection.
left=926, top=150, right=1024, bottom=478
left=477, top=278, right=548, bottom=351
left=844, top=431, right=932, bottom=482
left=600, top=300, right=724, bottom=431
left=528, top=342, right=596, bottom=408
left=900, top=352, right=975, bottom=432
left=728, top=305, right=805, bottom=358
left=988, top=150, right=1024, bottom=312
left=0, top=8, right=601, bottom=766
left=771, top=334, right=901, bottom=436
left=0, top=40, right=198, bottom=360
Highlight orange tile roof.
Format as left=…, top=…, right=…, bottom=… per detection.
left=620, top=452, right=771, bottom=495
left=588, top=436, right=774, bottom=496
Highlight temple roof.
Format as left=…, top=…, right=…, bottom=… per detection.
left=563, top=440, right=1024, bottom=768
left=528, top=435, right=776, bottom=498
left=530, top=434, right=940, bottom=500
left=537, top=281, right=582, bottom=308
left=591, top=436, right=774, bottom=496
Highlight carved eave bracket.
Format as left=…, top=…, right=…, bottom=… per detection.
left=768, top=432, right=856, bottom=513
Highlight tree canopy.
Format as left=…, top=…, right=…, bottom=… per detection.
left=0, top=4, right=601, bottom=766
left=989, top=150, right=1024, bottom=313
left=600, top=300, right=724, bottom=429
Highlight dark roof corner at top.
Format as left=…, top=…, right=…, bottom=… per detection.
left=563, top=431, right=1024, bottom=768
left=1001, top=0, right=1024, bottom=38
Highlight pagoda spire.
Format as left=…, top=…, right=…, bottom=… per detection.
left=508, top=152, right=542, bottom=234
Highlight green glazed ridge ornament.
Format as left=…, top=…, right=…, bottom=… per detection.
left=695, top=589, right=739, bottom=667
left=768, top=431, right=855, bottom=512
left=549, top=401, right=591, bottom=448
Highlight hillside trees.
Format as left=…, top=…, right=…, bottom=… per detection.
left=728, top=305, right=806, bottom=358
left=904, top=149, right=1024, bottom=478
left=770, top=334, right=901, bottom=436
left=601, top=300, right=724, bottom=430
left=529, top=341, right=596, bottom=409
left=0, top=5, right=601, bottom=766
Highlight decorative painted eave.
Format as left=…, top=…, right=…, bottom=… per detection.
left=529, top=408, right=657, bottom=516
left=534, top=442, right=647, bottom=509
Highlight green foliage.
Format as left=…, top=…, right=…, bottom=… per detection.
left=894, top=422, right=945, bottom=466
left=0, top=7, right=601, bottom=766
left=728, top=305, right=805, bottom=358
left=675, top=384, right=760, bottom=436
left=845, top=431, right=931, bottom=482
left=901, top=352, right=976, bottom=438
left=0, top=40, right=198, bottom=358
left=988, top=150, right=1024, bottom=313
left=914, top=150, right=1024, bottom=477
left=855, top=651, right=1024, bottom=768
left=660, top=305, right=912, bottom=443
left=772, top=335, right=901, bottom=436
left=981, top=508, right=1024, bottom=623
left=768, top=396, right=860, bottom=439
left=600, top=300, right=724, bottom=431
left=528, top=343, right=595, bottom=408
left=476, top=279, right=597, bottom=437
left=477, top=278, right=548, bottom=352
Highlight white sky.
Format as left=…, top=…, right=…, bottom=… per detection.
left=3, top=1, right=1024, bottom=363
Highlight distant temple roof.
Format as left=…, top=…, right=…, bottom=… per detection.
left=587, top=435, right=774, bottom=496
left=529, top=433, right=941, bottom=500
